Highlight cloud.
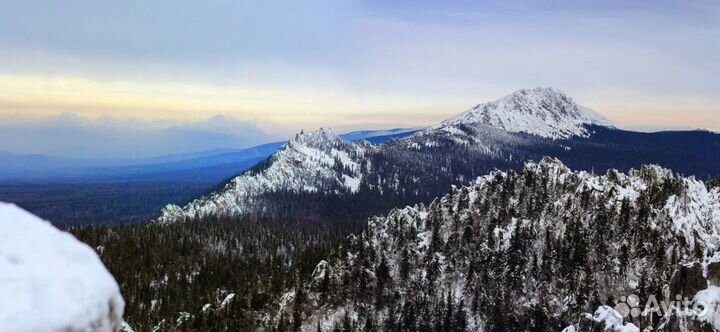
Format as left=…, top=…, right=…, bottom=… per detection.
left=0, top=114, right=283, bottom=158
left=0, top=1, right=717, bottom=135
left=0, top=0, right=353, bottom=68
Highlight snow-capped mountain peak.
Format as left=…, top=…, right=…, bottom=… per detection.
left=440, top=87, right=613, bottom=139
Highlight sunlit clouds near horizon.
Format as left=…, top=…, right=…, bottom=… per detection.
left=0, top=0, right=718, bottom=157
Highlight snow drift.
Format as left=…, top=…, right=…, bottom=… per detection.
left=0, top=202, right=124, bottom=332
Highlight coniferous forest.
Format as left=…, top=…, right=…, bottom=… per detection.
left=2, top=3, right=720, bottom=331
left=9, top=91, right=719, bottom=332
left=71, top=217, right=349, bottom=331
left=69, top=160, right=720, bottom=332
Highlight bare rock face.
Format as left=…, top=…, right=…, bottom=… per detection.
left=669, top=262, right=707, bottom=298
left=0, top=202, right=125, bottom=332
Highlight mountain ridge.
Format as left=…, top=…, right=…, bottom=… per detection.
left=156, top=88, right=720, bottom=225
left=268, top=158, right=720, bottom=331
left=0, top=128, right=410, bottom=184
left=158, top=128, right=372, bottom=223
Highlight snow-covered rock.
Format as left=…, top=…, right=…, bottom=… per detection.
left=270, top=158, right=720, bottom=331
left=693, top=286, right=720, bottom=330
left=437, top=87, right=613, bottom=139
left=0, top=202, right=124, bottom=332
left=584, top=306, right=639, bottom=332
left=157, top=128, right=371, bottom=222
left=562, top=325, right=577, bottom=332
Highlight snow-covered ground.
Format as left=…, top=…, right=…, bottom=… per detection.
left=0, top=202, right=124, bottom=332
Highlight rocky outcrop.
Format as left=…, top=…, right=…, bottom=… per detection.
left=269, top=159, right=720, bottom=331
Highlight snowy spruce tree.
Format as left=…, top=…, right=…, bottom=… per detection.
left=271, top=158, right=720, bottom=332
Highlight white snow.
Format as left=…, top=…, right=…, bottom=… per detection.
left=157, top=88, right=617, bottom=223
left=561, top=325, right=576, bottom=332
left=693, top=286, right=720, bottom=330
left=220, top=293, right=236, bottom=309
left=343, top=174, right=361, bottom=193
left=0, top=202, right=124, bottom=332
left=121, top=321, right=136, bottom=332
left=436, top=87, right=614, bottom=139
left=176, top=312, right=191, bottom=326
left=578, top=105, right=615, bottom=127
left=157, top=128, right=371, bottom=222
left=589, top=306, right=639, bottom=332
left=150, top=319, right=165, bottom=332
left=311, top=260, right=330, bottom=284
left=292, top=158, right=720, bottom=331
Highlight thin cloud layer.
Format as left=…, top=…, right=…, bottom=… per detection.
left=0, top=114, right=281, bottom=158
left=0, top=0, right=717, bottom=157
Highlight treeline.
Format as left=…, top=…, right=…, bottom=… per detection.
left=1, top=181, right=215, bottom=226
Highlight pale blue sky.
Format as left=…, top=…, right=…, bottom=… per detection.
left=0, top=0, right=718, bottom=157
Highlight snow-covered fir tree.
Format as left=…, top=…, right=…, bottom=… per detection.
left=271, top=158, right=720, bottom=332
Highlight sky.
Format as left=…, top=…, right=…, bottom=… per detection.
left=0, top=0, right=718, bottom=158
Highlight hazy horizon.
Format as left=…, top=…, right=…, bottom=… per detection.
left=1, top=0, right=718, bottom=157
left=0, top=97, right=712, bottom=159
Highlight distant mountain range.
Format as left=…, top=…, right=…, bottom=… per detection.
left=0, top=127, right=419, bottom=225
left=157, top=87, right=720, bottom=224
left=0, top=128, right=418, bottom=184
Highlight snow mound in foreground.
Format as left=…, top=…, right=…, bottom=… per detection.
left=0, top=202, right=124, bottom=332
